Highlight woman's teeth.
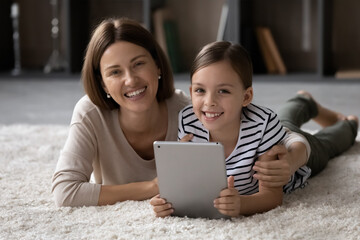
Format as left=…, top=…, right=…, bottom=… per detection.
left=126, top=87, right=146, bottom=98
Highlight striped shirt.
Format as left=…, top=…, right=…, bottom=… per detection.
left=178, top=103, right=311, bottom=194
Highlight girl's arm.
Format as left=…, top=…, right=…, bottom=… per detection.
left=214, top=153, right=283, bottom=217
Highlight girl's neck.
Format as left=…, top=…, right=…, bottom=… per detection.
left=209, top=122, right=240, bottom=158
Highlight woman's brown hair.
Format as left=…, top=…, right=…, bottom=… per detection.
left=82, top=18, right=175, bottom=109
left=190, top=41, right=253, bottom=89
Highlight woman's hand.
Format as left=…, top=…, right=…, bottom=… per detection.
left=213, top=176, right=241, bottom=217
left=252, top=145, right=292, bottom=188
left=150, top=194, right=174, bottom=218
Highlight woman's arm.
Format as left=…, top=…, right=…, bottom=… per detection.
left=52, top=123, right=160, bottom=207
left=98, top=179, right=158, bottom=205
left=253, top=133, right=309, bottom=188
left=53, top=120, right=159, bottom=207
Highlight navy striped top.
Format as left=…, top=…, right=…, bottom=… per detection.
left=178, top=103, right=311, bottom=194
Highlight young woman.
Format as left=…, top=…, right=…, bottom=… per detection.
left=51, top=18, right=190, bottom=207
left=150, top=41, right=358, bottom=217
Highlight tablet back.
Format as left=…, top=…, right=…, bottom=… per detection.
left=153, top=141, right=228, bottom=219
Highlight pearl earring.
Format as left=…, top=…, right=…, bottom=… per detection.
left=158, top=75, right=161, bottom=80
left=107, top=93, right=111, bottom=99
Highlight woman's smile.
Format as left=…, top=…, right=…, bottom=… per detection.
left=124, top=86, right=147, bottom=99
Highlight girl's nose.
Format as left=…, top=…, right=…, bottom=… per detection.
left=204, top=93, right=216, bottom=107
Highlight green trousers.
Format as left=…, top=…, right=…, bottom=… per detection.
left=278, top=94, right=358, bottom=177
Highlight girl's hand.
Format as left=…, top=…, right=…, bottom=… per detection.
left=252, top=145, right=291, bottom=188
left=180, top=134, right=193, bottom=142
left=149, top=194, right=173, bottom=218
left=213, top=176, right=241, bottom=217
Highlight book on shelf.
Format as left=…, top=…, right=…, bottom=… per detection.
left=335, top=69, right=360, bottom=79
left=255, top=27, right=287, bottom=75
left=163, top=20, right=183, bottom=73
left=255, top=27, right=277, bottom=74
left=152, top=8, right=183, bottom=73
left=153, top=8, right=171, bottom=58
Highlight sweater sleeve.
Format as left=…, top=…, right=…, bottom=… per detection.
left=51, top=122, right=101, bottom=207
left=283, top=128, right=311, bottom=163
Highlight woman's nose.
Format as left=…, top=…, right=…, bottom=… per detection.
left=124, top=70, right=137, bottom=86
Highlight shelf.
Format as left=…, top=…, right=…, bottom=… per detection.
left=226, top=0, right=360, bottom=79
left=66, top=0, right=152, bottom=73
left=1, top=0, right=360, bottom=81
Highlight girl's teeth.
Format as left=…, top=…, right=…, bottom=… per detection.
left=205, top=112, right=220, bottom=118
left=126, top=88, right=145, bottom=97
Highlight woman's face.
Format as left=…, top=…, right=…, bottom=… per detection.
left=100, top=41, right=160, bottom=113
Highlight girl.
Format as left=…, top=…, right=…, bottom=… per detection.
left=150, top=41, right=358, bottom=217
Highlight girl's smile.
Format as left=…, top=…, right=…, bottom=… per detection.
left=202, top=111, right=223, bottom=121
left=190, top=60, right=253, bottom=137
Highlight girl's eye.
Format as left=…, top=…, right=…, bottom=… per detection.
left=194, top=88, right=205, bottom=93
left=219, top=89, right=230, bottom=94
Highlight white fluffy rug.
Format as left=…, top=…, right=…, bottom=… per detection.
left=1, top=125, right=359, bottom=240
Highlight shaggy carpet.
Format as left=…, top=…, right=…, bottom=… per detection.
left=0, top=124, right=359, bottom=240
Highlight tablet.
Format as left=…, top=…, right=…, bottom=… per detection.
left=153, top=141, right=229, bottom=219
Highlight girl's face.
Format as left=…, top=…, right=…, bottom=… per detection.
left=100, top=41, right=160, bottom=113
left=190, top=60, right=253, bottom=133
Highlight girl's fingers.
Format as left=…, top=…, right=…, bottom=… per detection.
left=214, top=202, right=236, bottom=210
left=227, top=176, right=235, bottom=189
left=219, top=188, right=238, bottom=197
left=154, top=207, right=174, bottom=218
left=150, top=194, right=166, bottom=206
left=153, top=203, right=173, bottom=213
left=214, top=195, right=237, bottom=205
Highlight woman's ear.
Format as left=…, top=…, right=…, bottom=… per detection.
left=242, top=87, right=253, bottom=107
left=189, top=86, right=193, bottom=98
left=100, top=80, right=109, bottom=95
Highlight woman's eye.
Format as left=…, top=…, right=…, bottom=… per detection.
left=110, top=70, right=121, bottom=76
left=134, top=61, right=145, bottom=67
